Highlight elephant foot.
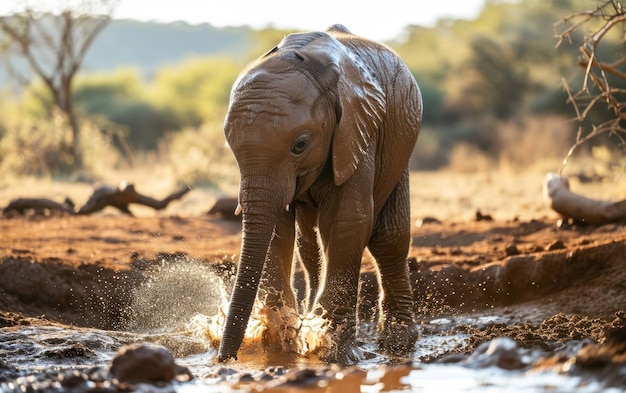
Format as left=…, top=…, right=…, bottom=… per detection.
left=260, top=304, right=301, bottom=353
left=319, top=340, right=366, bottom=366
left=256, top=287, right=301, bottom=351
left=378, top=318, right=419, bottom=357
left=316, top=322, right=366, bottom=366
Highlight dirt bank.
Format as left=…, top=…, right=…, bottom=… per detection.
left=1, top=213, right=625, bottom=349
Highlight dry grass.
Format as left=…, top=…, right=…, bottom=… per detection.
left=410, top=168, right=621, bottom=222
left=2, top=162, right=624, bottom=223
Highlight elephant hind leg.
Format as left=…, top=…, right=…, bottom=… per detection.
left=368, top=168, right=418, bottom=355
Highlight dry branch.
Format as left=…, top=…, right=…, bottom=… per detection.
left=77, top=182, right=191, bottom=215
left=2, top=197, right=75, bottom=216
left=1, top=182, right=191, bottom=217
left=543, top=173, right=626, bottom=225
left=554, top=0, right=626, bottom=166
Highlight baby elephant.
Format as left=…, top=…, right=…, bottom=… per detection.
left=218, top=24, right=422, bottom=364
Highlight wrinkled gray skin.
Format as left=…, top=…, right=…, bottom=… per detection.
left=218, top=24, right=422, bottom=365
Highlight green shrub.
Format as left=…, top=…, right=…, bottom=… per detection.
left=73, top=69, right=177, bottom=150
left=150, top=56, right=242, bottom=126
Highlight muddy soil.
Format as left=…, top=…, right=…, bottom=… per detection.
left=0, top=209, right=625, bottom=389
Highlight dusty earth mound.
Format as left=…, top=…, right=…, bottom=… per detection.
left=409, top=218, right=626, bottom=318
left=0, top=214, right=624, bottom=336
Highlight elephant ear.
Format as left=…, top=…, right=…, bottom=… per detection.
left=332, top=50, right=386, bottom=186
left=294, top=33, right=386, bottom=186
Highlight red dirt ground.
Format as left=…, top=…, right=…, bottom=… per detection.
left=1, top=171, right=625, bottom=372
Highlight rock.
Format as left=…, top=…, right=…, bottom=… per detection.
left=263, top=366, right=366, bottom=393
left=464, top=337, right=527, bottom=370
left=415, top=216, right=442, bottom=226
left=475, top=210, right=493, bottom=222
left=505, top=243, right=520, bottom=256
left=548, top=240, right=566, bottom=250
left=216, top=366, right=238, bottom=378
left=109, top=343, right=192, bottom=383
left=208, top=197, right=241, bottom=221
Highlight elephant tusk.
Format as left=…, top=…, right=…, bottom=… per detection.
left=285, top=204, right=290, bottom=212
left=234, top=203, right=242, bottom=216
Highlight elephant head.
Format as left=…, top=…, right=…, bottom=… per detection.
left=217, top=30, right=387, bottom=362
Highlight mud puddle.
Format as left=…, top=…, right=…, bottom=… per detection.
left=1, top=312, right=623, bottom=392
left=1, top=255, right=625, bottom=392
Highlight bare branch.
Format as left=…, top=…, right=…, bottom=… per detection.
left=555, top=0, right=626, bottom=169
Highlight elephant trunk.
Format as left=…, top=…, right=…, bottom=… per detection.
left=217, top=175, right=282, bottom=362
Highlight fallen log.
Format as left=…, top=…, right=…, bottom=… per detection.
left=1, top=182, right=191, bottom=216
left=543, top=172, right=626, bottom=225
left=2, top=197, right=75, bottom=216
left=77, top=182, right=191, bottom=215
left=207, top=197, right=241, bottom=221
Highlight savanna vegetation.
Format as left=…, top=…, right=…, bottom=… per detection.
left=0, top=0, right=624, bottom=192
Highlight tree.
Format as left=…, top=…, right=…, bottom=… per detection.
left=555, top=0, right=626, bottom=164
left=466, top=36, right=531, bottom=118
left=0, top=0, right=118, bottom=169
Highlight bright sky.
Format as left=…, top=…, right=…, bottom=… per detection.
left=115, top=0, right=487, bottom=41
left=0, top=0, right=487, bottom=42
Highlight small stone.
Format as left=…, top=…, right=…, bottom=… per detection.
left=266, top=366, right=286, bottom=376
left=475, top=210, right=493, bottom=222
left=259, top=373, right=275, bottom=381
left=109, top=343, right=192, bottom=383
left=532, top=245, right=545, bottom=253
left=505, top=243, right=520, bottom=256
left=216, top=366, right=238, bottom=378
left=464, top=337, right=527, bottom=370
left=237, top=373, right=255, bottom=382
left=548, top=240, right=566, bottom=250
left=415, top=217, right=442, bottom=227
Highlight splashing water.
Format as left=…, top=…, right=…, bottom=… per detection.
left=129, top=257, right=331, bottom=359
left=128, top=258, right=231, bottom=332
left=183, top=292, right=331, bottom=358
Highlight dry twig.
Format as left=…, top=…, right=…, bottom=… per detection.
left=1, top=182, right=191, bottom=216
left=555, top=0, right=626, bottom=168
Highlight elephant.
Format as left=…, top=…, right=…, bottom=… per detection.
left=217, top=24, right=422, bottom=364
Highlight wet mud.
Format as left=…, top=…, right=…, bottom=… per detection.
left=0, top=214, right=625, bottom=391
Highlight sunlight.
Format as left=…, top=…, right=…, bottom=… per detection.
left=185, top=298, right=331, bottom=357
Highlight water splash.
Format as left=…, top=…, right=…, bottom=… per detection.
left=128, top=257, right=331, bottom=358
left=127, top=258, right=232, bottom=332
left=183, top=295, right=331, bottom=358
left=251, top=301, right=331, bottom=356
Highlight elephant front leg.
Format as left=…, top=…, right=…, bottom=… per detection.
left=260, top=208, right=300, bottom=352
left=316, top=264, right=363, bottom=364
left=315, top=195, right=373, bottom=365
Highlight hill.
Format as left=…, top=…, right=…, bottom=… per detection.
left=0, top=18, right=257, bottom=84
left=82, top=19, right=255, bottom=76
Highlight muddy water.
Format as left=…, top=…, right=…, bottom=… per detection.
left=1, top=258, right=624, bottom=392
left=0, top=315, right=617, bottom=392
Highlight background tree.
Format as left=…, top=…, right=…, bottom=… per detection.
left=556, top=0, right=626, bottom=167
left=0, top=0, right=118, bottom=169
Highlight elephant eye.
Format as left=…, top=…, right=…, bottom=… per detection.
left=291, top=135, right=309, bottom=156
